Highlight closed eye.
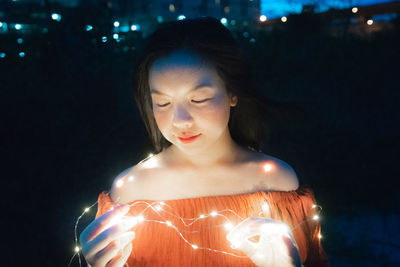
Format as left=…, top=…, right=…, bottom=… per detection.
left=192, top=98, right=211, bottom=104
left=156, top=103, right=170, bottom=107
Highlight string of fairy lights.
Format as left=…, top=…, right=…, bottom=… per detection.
left=69, top=154, right=324, bottom=266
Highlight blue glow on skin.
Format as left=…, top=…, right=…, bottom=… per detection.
left=261, top=0, right=397, bottom=18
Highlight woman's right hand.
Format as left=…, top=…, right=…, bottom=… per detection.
left=79, top=204, right=137, bottom=267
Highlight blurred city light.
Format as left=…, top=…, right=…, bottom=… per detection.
left=230, top=19, right=236, bottom=26
left=15, top=24, right=22, bottom=30
left=101, top=36, right=107, bottom=43
left=281, top=16, right=287, bottom=22
left=113, top=33, right=119, bottom=40
left=157, top=16, right=164, bottom=23
left=120, top=26, right=129, bottom=32
left=177, top=15, right=186, bottom=20
left=243, top=31, right=249, bottom=38
left=352, top=7, right=358, bottom=13
left=367, top=19, right=373, bottom=25
left=85, top=25, right=93, bottom=31
left=0, top=22, right=3, bottom=27
left=17, top=38, right=23, bottom=44
left=220, top=17, right=228, bottom=25
left=113, top=21, right=120, bottom=27
left=0, top=53, right=5, bottom=58
left=250, top=38, right=255, bottom=43
left=19, top=52, right=25, bottom=58
left=169, top=4, right=175, bottom=12
left=259, top=15, right=267, bottom=22
left=51, top=13, right=62, bottom=22
left=130, top=24, right=140, bottom=31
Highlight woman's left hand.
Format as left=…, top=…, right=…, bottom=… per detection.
left=226, top=217, right=302, bottom=267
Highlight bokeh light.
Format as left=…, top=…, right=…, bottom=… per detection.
left=51, top=13, right=62, bottom=22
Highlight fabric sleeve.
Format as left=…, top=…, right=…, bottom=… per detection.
left=95, top=191, right=115, bottom=219
left=264, top=186, right=330, bottom=267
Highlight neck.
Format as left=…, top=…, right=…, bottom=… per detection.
left=166, top=129, right=245, bottom=169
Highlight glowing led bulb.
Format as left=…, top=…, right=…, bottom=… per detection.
left=312, top=204, right=317, bottom=208
left=128, top=175, right=134, bottom=181
left=262, top=203, right=270, bottom=212
left=155, top=205, right=162, bottom=211
left=137, top=215, right=145, bottom=222
left=318, top=233, right=323, bottom=239
left=224, top=222, right=234, bottom=230
left=210, top=211, right=218, bottom=217
left=313, top=215, right=320, bottom=221
left=259, top=15, right=267, bottom=22
left=74, top=246, right=80, bottom=252
left=352, top=7, right=358, bottom=13
left=199, top=214, right=205, bottom=219
left=116, top=178, right=124, bottom=188
left=84, top=207, right=90, bottom=212
left=166, top=221, right=172, bottom=227
left=192, top=244, right=198, bottom=249
left=367, top=19, right=373, bottom=25
left=263, top=163, right=273, bottom=172
left=281, top=16, right=287, bottom=22
left=113, top=21, right=120, bottom=27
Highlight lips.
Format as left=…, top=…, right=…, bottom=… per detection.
left=177, top=133, right=201, bottom=143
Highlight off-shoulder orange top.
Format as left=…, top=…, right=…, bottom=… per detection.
left=96, top=186, right=329, bottom=266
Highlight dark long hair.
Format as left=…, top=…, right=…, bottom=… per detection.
left=133, top=17, right=266, bottom=153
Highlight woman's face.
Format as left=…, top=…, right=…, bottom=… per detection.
left=149, top=50, right=237, bottom=155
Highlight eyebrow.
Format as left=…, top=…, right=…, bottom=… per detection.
left=150, top=84, right=213, bottom=96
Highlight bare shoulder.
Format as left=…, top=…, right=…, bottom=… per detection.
left=110, top=155, right=161, bottom=204
left=248, top=151, right=300, bottom=192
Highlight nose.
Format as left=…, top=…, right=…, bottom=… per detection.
left=172, top=103, right=193, bottom=128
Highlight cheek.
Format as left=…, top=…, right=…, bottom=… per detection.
left=153, top=110, right=171, bottom=133
left=195, top=99, right=231, bottom=129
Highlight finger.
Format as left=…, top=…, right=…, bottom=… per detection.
left=106, top=243, right=133, bottom=267
left=80, top=204, right=130, bottom=244
left=282, top=235, right=302, bottom=267
left=94, top=232, right=135, bottom=267
left=87, top=217, right=136, bottom=257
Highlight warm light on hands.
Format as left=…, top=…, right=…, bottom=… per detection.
left=226, top=217, right=302, bottom=267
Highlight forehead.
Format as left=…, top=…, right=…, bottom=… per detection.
left=149, top=50, right=222, bottom=88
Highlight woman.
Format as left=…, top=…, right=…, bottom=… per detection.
left=80, top=17, right=329, bottom=267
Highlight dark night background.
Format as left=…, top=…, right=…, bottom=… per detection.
left=1, top=0, right=400, bottom=266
